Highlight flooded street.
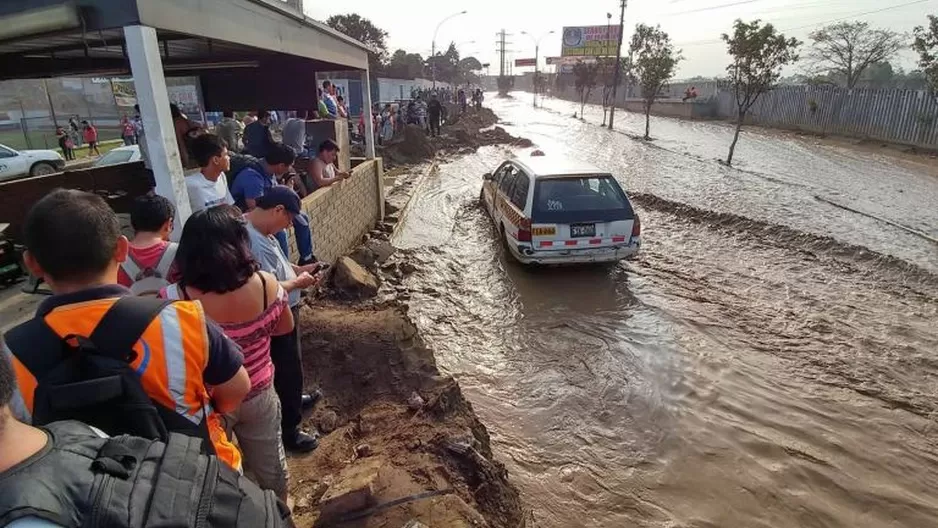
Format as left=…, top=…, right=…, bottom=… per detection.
left=392, top=95, right=938, bottom=527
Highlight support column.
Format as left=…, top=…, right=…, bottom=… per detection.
left=124, top=25, right=191, bottom=228
left=361, top=69, right=376, bottom=160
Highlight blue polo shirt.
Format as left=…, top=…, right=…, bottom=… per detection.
left=230, top=167, right=276, bottom=211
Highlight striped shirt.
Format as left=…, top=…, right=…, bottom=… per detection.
left=162, top=282, right=288, bottom=401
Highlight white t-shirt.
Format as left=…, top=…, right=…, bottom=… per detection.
left=186, top=172, right=234, bottom=213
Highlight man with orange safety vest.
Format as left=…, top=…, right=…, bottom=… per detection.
left=1, top=189, right=251, bottom=471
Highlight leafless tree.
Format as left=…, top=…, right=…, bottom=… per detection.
left=808, top=21, right=905, bottom=89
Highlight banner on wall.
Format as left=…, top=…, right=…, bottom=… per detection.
left=561, top=25, right=622, bottom=57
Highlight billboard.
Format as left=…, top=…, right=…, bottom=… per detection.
left=561, top=25, right=621, bottom=57
left=515, top=58, right=537, bottom=67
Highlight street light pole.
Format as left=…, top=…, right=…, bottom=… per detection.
left=432, top=10, right=468, bottom=89
left=602, top=12, right=612, bottom=126
left=522, top=30, right=555, bottom=108
left=608, top=0, right=627, bottom=129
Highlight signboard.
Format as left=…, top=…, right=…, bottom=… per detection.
left=546, top=56, right=598, bottom=66
left=514, top=58, right=537, bottom=67
left=561, top=25, right=621, bottom=57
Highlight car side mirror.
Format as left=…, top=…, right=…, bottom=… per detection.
left=483, top=172, right=493, bottom=181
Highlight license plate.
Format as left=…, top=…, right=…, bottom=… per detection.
left=569, top=223, right=595, bottom=237
left=532, top=226, right=556, bottom=236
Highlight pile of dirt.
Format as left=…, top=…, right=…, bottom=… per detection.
left=379, top=125, right=437, bottom=166
left=288, top=302, right=527, bottom=527
left=379, top=108, right=532, bottom=166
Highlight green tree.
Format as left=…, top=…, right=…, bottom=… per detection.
left=573, top=61, right=599, bottom=118
left=913, top=15, right=938, bottom=102
left=808, top=21, right=904, bottom=89
left=630, top=24, right=682, bottom=140
left=722, top=19, right=801, bottom=165
left=386, top=49, right=425, bottom=79
left=426, top=43, right=461, bottom=83
left=325, top=14, right=389, bottom=73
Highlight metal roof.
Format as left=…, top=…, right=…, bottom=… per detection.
left=0, top=0, right=370, bottom=80
left=511, top=155, right=609, bottom=179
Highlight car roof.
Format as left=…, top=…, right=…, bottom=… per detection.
left=508, top=155, right=609, bottom=179
left=108, top=145, right=140, bottom=153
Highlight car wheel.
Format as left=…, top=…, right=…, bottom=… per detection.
left=30, top=162, right=57, bottom=177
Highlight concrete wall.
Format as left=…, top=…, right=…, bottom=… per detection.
left=287, top=158, right=383, bottom=264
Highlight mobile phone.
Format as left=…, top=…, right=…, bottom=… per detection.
left=314, top=263, right=331, bottom=274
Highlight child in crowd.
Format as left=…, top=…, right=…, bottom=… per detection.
left=118, top=194, right=179, bottom=296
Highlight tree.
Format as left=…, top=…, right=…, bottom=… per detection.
left=630, top=24, right=682, bottom=140
left=573, top=61, right=599, bottom=118
left=722, top=19, right=800, bottom=165
left=808, top=21, right=904, bottom=89
left=913, top=15, right=938, bottom=101
left=386, top=49, right=425, bottom=79
left=597, top=57, right=628, bottom=125
left=325, top=14, right=388, bottom=73
left=456, top=57, right=483, bottom=85
left=426, top=43, right=461, bottom=83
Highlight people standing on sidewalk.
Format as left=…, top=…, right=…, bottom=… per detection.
left=82, top=120, right=100, bottom=157
left=244, top=110, right=276, bottom=159
left=162, top=205, right=294, bottom=501
left=121, top=116, right=137, bottom=146
left=118, top=194, right=179, bottom=297
left=2, top=189, right=251, bottom=471
left=216, top=111, right=244, bottom=153
left=428, top=94, right=443, bottom=137
left=187, top=133, right=235, bottom=213
left=69, top=117, right=82, bottom=148
left=244, top=187, right=323, bottom=453
left=56, top=127, right=75, bottom=161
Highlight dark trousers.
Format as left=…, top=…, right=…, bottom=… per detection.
left=274, top=212, right=314, bottom=262
left=270, top=305, right=304, bottom=435
left=429, top=116, right=441, bottom=136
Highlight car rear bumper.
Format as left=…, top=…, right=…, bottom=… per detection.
left=510, top=241, right=640, bottom=264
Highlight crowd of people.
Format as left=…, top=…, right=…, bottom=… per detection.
left=1, top=98, right=365, bottom=524
left=364, top=85, right=485, bottom=142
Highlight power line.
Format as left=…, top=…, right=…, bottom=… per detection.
left=673, top=0, right=933, bottom=46
left=663, top=0, right=764, bottom=17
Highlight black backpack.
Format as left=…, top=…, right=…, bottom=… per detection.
left=227, top=152, right=267, bottom=189
left=0, top=420, right=290, bottom=527
left=4, top=296, right=214, bottom=452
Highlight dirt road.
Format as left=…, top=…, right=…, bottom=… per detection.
left=391, top=96, right=938, bottom=527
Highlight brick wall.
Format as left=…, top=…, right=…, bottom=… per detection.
left=287, top=158, right=384, bottom=264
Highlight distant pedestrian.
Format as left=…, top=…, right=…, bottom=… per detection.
left=244, top=110, right=276, bottom=159
left=427, top=94, right=443, bottom=137
left=82, top=120, right=100, bottom=156
left=216, top=110, right=244, bottom=152
left=121, top=116, right=136, bottom=146
left=69, top=117, right=82, bottom=148
left=458, top=88, right=468, bottom=114
left=56, top=127, right=74, bottom=161
left=336, top=95, right=349, bottom=119
left=321, top=81, right=338, bottom=119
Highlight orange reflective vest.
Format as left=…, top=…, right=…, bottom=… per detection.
left=4, top=296, right=242, bottom=471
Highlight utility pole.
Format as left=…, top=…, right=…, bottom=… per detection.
left=608, top=0, right=627, bottom=129
left=496, top=29, right=514, bottom=95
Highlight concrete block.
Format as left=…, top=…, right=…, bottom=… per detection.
left=318, top=459, right=383, bottom=521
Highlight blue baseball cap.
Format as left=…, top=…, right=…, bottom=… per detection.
left=256, top=185, right=308, bottom=226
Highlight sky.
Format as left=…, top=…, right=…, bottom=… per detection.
left=303, top=0, right=935, bottom=79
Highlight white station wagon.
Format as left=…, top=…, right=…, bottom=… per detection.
left=480, top=154, right=641, bottom=265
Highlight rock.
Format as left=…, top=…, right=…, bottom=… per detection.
left=366, top=239, right=395, bottom=264
left=385, top=201, right=400, bottom=214
left=319, top=410, right=339, bottom=434
left=384, top=214, right=400, bottom=224
left=318, top=460, right=382, bottom=521
left=407, top=391, right=425, bottom=411
left=349, top=246, right=378, bottom=269
left=295, top=494, right=310, bottom=510
left=333, top=257, right=380, bottom=299
left=403, top=521, right=430, bottom=528
left=355, top=443, right=373, bottom=458
left=399, top=262, right=418, bottom=276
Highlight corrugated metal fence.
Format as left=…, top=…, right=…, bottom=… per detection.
left=716, top=86, right=938, bottom=148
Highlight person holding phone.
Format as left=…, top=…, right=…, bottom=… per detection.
left=243, top=186, right=323, bottom=453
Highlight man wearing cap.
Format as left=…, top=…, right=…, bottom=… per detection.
left=308, top=139, right=350, bottom=191
left=244, top=186, right=323, bottom=453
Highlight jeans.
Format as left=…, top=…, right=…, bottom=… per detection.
left=273, top=212, right=314, bottom=262
left=270, top=305, right=304, bottom=437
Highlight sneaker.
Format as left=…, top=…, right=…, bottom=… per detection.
left=301, top=389, right=323, bottom=410
left=283, top=429, right=319, bottom=453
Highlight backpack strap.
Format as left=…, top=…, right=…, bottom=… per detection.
left=154, top=243, right=178, bottom=278
left=120, top=251, right=145, bottom=281
left=5, top=318, right=65, bottom=376
left=88, top=297, right=172, bottom=361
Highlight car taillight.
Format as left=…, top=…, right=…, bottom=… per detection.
left=518, top=229, right=532, bottom=242
left=631, top=214, right=641, bottom=237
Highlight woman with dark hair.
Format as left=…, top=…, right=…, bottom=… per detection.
left=161, top=205, right=293, bottom=502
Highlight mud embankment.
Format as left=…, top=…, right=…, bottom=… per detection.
left=288, top=300, right=526, bottom=528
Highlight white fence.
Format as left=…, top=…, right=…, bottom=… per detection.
left=715, top=85, right=938, bottom=148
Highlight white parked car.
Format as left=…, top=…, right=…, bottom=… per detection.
left=480, top=154, right=641, bottom=265
left=93, top=145, right=141, bottom=167
left=0, top=143, right=65, bottom=181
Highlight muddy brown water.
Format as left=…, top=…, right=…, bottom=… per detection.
left=392, top=95, right=938, bottom=527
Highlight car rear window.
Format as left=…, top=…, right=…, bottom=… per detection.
left=532, top=176, right=634, bottom=223
left=95, top=150, right=135, bottom=166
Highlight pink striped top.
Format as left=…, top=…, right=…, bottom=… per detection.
left=161, top=280, right=288, bottom=401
